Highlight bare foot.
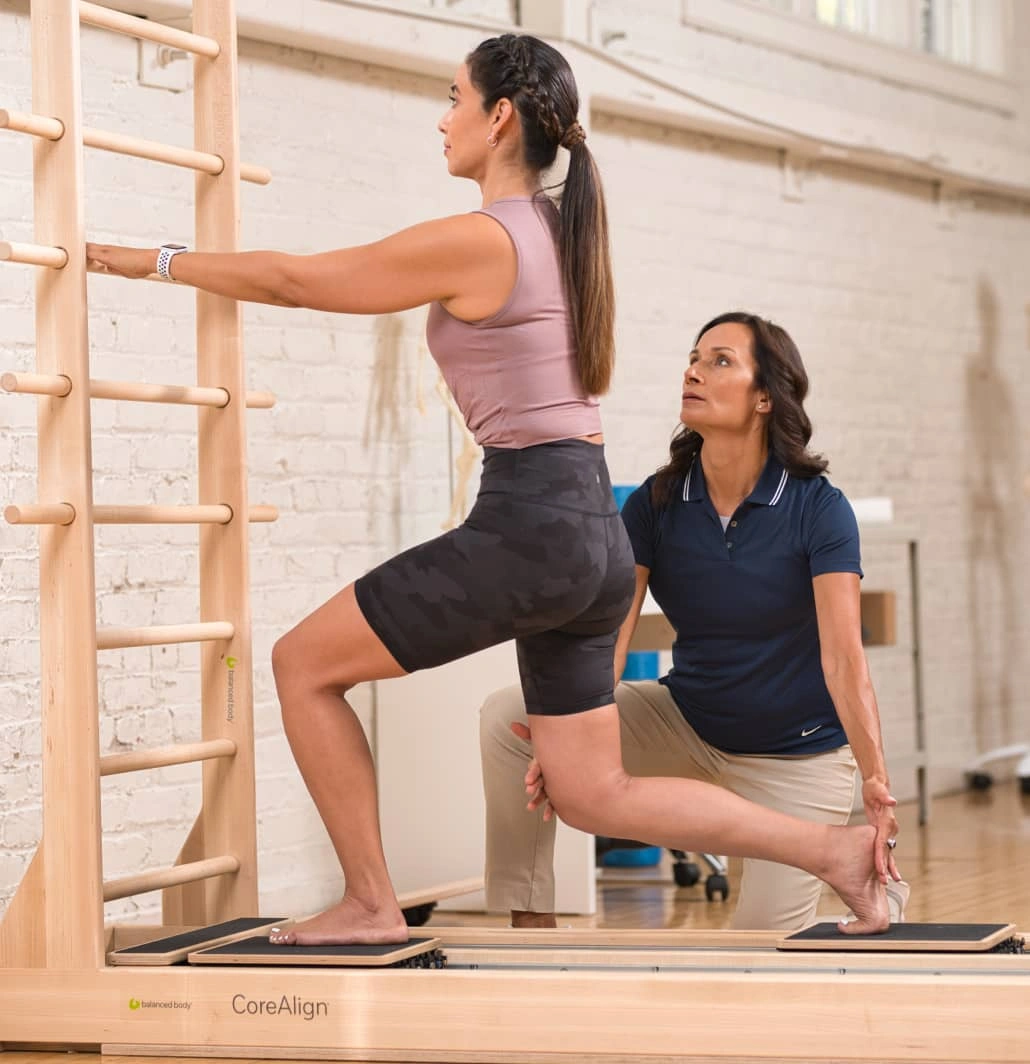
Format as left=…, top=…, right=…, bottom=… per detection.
left=511, top=910, right=558, bottom=929
left=822, top=824, right=890, bottom=935
left=269, top=894, right=408, bottom=947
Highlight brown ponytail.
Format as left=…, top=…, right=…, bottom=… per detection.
left=467, top=34, right=616, bottom=395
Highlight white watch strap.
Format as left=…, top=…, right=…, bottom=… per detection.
left=156, top=245, right=187, bottom=279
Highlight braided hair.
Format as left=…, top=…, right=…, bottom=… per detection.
left=466, top=34, right=615, bottom=396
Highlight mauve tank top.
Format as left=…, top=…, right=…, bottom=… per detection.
left=425, top=196, right=602, bottom=448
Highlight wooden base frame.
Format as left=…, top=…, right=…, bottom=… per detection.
left=1, top=925, right=1029, bottom=1062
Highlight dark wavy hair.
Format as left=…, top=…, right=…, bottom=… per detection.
left=651, top=312, right=828, bottom=505
left=466, top=34, right=614, bottom=395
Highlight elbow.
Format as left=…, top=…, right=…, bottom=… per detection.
left=822, top=651, right=871, bottom=696
left=273, top=257, right=308, bottom=309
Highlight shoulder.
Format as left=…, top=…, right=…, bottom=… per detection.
left=388, top=212, right=514, bottom=264
left=794, top=475, right=859, bottom=540
left=622, top=475, right=664, bottom=512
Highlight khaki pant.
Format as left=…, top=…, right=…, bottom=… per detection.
left=480, top=679, right=858, bottom=931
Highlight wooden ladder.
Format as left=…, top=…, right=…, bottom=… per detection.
left=0, top=0, right=273, bottom=971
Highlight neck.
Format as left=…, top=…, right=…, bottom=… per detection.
left=699, top=431, right=769, bottom=516
left=478, top=159, right=538, bottom=206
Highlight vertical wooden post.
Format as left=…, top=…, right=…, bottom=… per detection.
left=167, top=0, right=258, bottom=923
left=31, top=0, right=103, bottom=969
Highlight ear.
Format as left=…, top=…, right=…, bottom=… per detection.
left=490, top=97, right=517, bottom=137
left=756, top=392, right=772, bottom=412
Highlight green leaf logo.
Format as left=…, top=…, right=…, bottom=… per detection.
left=226, top=657, right=238, bottom=669
left=129, top=998, right=141, bottom=1010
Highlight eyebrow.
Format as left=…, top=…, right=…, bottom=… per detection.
left=689, top=346, right=736, bottom=356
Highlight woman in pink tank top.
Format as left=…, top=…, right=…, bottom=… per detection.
left=88, top=36, right=890, bottom=946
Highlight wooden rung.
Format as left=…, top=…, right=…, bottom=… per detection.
left=248, top=505, right=278, bottom=522
left=94, top=504, right=233, bottom=525
left=82, top=127, right=271, bottom=186
left=2, top=113, right=271, bottom=184
left=88, top=379, right=228, bottom=406
left=4, top=503, right=76, bottom=525
left=3, top=373, right=275, bottom=409
left=96, top=621, right=235, bottom=650
left=0, top=107, right=64, bottom=139
left=100, top=738, right=237, bottom=777
left=79, top=2, right=220, bottom=58
left=0, top=240, right=68, bottom=268
left=1, top=371, right=72, bottom=396
left=102, top=856, right=240, bottom=903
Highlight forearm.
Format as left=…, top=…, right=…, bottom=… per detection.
left=170, top=250, right=300, bottom=307
left=825, top=658, right=890, bottom=785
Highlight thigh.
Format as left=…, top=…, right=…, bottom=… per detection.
left=276, top=582, right=408, bottom=690
left=723, top=747, right=858, bottom=930
left=616, top=682, right=720, bottom=783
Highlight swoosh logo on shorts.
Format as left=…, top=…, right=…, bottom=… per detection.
left=801, top=725, right=823, bottom=737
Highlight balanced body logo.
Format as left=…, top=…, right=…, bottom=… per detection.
left=226, top=655, right=238, bottom=722
left=232, top=992, right=329, bottom=1022
left=129, top=996, right=192, bottom=1011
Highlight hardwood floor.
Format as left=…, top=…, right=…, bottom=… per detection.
left=2, top=781, right=1028, bottom=1064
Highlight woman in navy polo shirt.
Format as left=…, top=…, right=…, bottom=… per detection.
left=480, top=311, right=908, bottom=930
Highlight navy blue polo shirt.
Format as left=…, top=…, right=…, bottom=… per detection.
left=621, top=454, right=862, bottom=756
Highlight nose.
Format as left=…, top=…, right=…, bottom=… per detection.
left=685, top=361, right=702, bottom=383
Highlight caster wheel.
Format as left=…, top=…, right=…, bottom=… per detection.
left=673, top=860, right=700, bottom=888
left=969, top=772, right=994, bottom=791
left=705, top=874, right=730, bottom=902
left=403, top=901, right=437, bottom=927
left=1020, top=776, right=1030, bottom=796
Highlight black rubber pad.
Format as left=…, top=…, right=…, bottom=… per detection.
left=196, top=935, right=437, bottom=960
left=778, top=919, right=1012, bottom=953
left=788, top=922, right=1010, bottom=943
left=113, top=917, right=286, bottom=955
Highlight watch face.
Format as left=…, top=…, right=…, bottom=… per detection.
left=163, top=244, right=187, bottom=251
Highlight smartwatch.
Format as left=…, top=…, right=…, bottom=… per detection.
left=156, top=243, right=188, bottom=279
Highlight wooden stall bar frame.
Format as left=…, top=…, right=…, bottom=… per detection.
left=79, top=1, right=220, bottom=57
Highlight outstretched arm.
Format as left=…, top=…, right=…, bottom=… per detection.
left=814, top=571, right=900, bottom=883
left=85, top=212, right=514, bottom=316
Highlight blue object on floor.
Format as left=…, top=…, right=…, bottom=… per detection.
left=611, top=483, right=637, bottom=511
left=622, top=650, right=659, bottom=680
left=602, top=846, right=663, bottom=867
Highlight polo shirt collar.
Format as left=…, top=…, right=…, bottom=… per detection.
left=683, top=452, right=789, bottom=506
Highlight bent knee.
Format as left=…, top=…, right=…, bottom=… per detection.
left=544, top=769, right=631, bottom=835
left=271, top=627, right=354, bottom=701
left=479, top=686, right=530, bottom=748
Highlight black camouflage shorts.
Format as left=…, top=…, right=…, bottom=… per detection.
left=354, top=438, right=636, bottom=714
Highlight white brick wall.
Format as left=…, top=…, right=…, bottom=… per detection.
left=2, top=0, right=1029, bottom=921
